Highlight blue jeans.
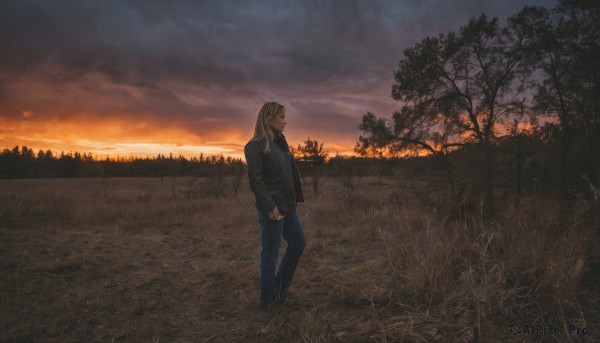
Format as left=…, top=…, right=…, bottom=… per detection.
left=256, top=209, right=306, bottom=306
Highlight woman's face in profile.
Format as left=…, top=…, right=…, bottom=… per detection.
left=270, top=111, right=286, bottom=133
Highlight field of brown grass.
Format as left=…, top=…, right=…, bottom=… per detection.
left=1, top=176, right=598, bottom=342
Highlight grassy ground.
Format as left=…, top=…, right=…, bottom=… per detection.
left=0, top=176, right=598, bottom=342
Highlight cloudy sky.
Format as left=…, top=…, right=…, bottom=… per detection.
left=0, top=0, right=557, bottom=158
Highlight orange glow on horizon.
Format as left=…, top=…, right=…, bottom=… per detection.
left=0, top=116, right=364, bottom=160
left=2, top=111, right=550, bottom=162
left=0, top=116, right=249, bottom=160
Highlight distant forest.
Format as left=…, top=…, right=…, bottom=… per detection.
left=0, top=144, right=396, bottom=179
left=0, top=147, right=246, bottom=178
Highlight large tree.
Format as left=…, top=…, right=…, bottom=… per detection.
left=356, top=15, right=528, bottom=219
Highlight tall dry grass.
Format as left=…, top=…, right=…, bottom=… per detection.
left=0, top=176, right=597, bottom=342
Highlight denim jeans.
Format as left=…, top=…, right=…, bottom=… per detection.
left=256, top=209, right=306, bottom=306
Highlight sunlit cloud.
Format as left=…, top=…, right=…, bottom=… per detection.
left=0, top=117, right=246, bottom=159
left=21, top=111, right=35, bottom=119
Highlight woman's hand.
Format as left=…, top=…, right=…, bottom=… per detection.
left=267, top=207, right=285, bottom=221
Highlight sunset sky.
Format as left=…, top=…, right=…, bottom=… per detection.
left=0, top=0, right=557, bottom=159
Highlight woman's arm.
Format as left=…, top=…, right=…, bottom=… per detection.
left=244, top=141, right=278, bottom=215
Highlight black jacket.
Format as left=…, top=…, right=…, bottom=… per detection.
left=244, top=134, right=304, bottom=214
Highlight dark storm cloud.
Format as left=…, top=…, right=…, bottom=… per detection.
left=0, top=0, right=557, bottom=149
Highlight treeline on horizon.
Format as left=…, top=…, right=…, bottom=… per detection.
left=0, top=147, right=248, bottom=178
left=0, top=144, right=400, bottom=179
left=0, top=126, right=596, bottom=191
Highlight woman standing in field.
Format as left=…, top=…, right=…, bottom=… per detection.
left=244, top=101, right=306, bottom=310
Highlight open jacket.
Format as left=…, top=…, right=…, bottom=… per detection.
left=244, top=134, right=304, bottom=214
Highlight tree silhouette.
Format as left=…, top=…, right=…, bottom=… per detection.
left=0, top=146, right=246, bottom=179
left=511, top=2, right=600, bottom=214
left=294, top=137, right=328, bottom=195
left=357, top=14, right=529, bottom=219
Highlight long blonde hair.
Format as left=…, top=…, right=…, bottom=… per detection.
left=251, top=101, right=285, bottom=154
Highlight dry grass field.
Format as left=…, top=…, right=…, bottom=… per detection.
left=1, top=176, right=598, bottom=342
